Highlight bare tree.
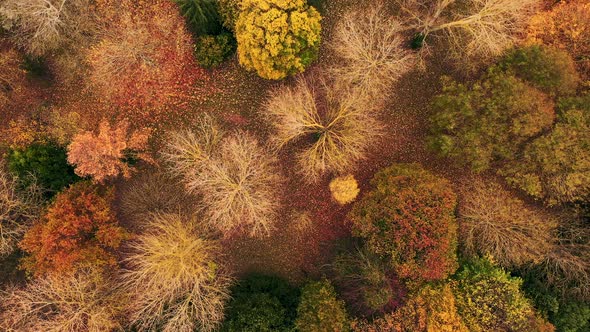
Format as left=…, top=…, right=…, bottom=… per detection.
left=193, top=133, right=282, bottom=237
left=266, top=77, right=383, bottom=181
left=458, top=179, right=557, bottom=268
left=163, top=118, right=282, bottom=237
left=0, top=167, right=42, bottom=258
left=540, top=218, right=590, bottom=301
left=396, top=0, right=541, bottom=65
left=331, top=3, right=416, bottom=103
left=161, top=114, right=223, bottom=189
left=121, top=213, right=232, bottom=332
left=0, top=268, right=123, bottom=332
left=0, top=0, right=95, bottom=56
left=118, top=170, right=189, bottom=226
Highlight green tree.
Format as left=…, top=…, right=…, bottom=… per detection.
left=348, top=163, right=458, bottom=282
left=453, top=256, right=541, bottom=332
left=7, top=143, right=79, bottom=195
left=295, top=279, right=348, bottom=332
left=235, top=0, right=322, bottom=79
left=522, top=273, right=590, bottom=332
left=173, top=0, right=222, bottom=35
left=221, top=274, right=300, bottom=331
left=428, top=71, right=555, bottom=172
left=500, top=44, right=579, bottom=96
left=500, top=94, right=590, bottom=205
left=194, top=32, right=236, bottom=68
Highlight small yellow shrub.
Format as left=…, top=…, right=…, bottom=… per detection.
left=235, top=0, right=321, bottom=80
left=329, top=175, right=360, bottom=205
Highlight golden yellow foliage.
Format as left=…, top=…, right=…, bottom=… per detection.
left=235, top=0, right=322, bottom=79
left=527, top=0, right=590, bottom=78
left=329, top=175, right=360, bottom=205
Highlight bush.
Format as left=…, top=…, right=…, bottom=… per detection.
left=20, top=182, right=127, bottom=276
left=7, top=142, right=79, bottom=195
left=122, top=213, right=232, bottom=332
left=67, top=119, right=151, bottom=183
left=235, top=0, right=322, bottom=79
left=329, top=175, right=360, bottom=205
left=453, top=256, right=541, bottom=332
left=295, top=279, right=348, bottom=332
left=221, top=274, right=300, bottom=331
left=458, top=179, right=557, bottom=267
left=195, top=32, right=236, bottom=68
left=173, top=0, right=223, bottom=35
left=163, top=116, right=282, bottom=237
left=331, top=245, right=406, bottom=317
left=266, top=78, right=382, bottom=181
left=0, top=268, right=123, bottom=332
left=501, top=44, right=579, bottom=95
left=349, top=163, right=458, bottom=282
left=428, top=72, right=555, bottom=172
left=218, top=0, right=240, bottom=31
left=330, top=3, right=415, bottom=103
left=500, top=94, right=590, bottom=205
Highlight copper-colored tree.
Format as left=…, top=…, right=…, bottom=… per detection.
left=20, top=182, right=128, bottom=276
left=67, top=119, right=151, bottom=183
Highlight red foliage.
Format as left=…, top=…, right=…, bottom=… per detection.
left=349, top=164, right=459, bottom=282
left=20, top=182, right=127, bottom=276
left=87, top=0, right=201, bottom=111
left=0, top=42, right=50, bottom=148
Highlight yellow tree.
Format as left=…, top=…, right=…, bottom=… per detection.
left=235, top=0, right=322, bottom=80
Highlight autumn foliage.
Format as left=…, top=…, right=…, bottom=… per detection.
left=235, top=0, right=322, bottom=79
left=527, top=0, right=590, bottom=78
left=349, top=164, right=458, bottom=282
left=20, top=182, right=127, bottom=276
left=67, top=119, right=151, bottom=183
left=0, top=268, right=123, bottom=332
left=87, top=0, right=201, bottom=110
left=458, top=180, right=557, bottom=267
left=0, top=46, right=27, bottom=111
left=351, top=283, right=468, bottom=332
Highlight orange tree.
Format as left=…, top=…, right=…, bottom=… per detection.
left=348, top=163, right=458, bottom=282
left=527, top=0, right=590, bottom=78
left=19, top=182, right=127, bottom=276
left=67, top=119, right=151, bottom=183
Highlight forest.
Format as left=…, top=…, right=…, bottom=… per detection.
left=0, top=0, right=589, bottom=331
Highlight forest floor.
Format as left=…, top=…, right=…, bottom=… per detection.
left=183, top=1, right=478, bottom=283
